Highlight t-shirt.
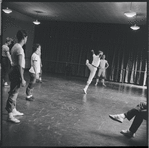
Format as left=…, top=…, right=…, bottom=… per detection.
left=2, top=44, right=9, bottom=57
left=11, top=43, right=25, bottom=68
left=100, top=59, right=108, bottom=69
left=29, top=53, right=41, bottom=74
left=92, top=54, right=101, bottom=67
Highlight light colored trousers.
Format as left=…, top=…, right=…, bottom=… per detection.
left=86, top=63, right=97, bottom=84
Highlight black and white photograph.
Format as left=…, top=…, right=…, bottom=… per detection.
left=1, top=1, right=148, bottom=147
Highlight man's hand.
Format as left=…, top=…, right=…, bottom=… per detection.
left=35, top=73, right=39, bottom=79
left=21, top=79, right=26, bottom=87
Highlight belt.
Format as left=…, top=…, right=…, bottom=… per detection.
left=91, top=64, right=98, bottom=68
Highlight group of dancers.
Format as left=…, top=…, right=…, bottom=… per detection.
left=2, top=30, right=147, bottom=141
left=83, top=49, right=109, bottom=94
left=2, top=30, right=42, bottom=123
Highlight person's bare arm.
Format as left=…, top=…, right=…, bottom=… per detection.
left=105, top=61, right=109, bottom=69
left=6, top=51, right=12, bottom=65
left=18, top=54, right=26, bottom=87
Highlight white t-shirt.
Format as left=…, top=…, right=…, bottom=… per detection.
left=11, top=43, right=25, bottom=68
left=100, top=59, right=108, bottom=69
left=29, top=53, right=41, bottom=74
left=92, top=54, right=101, bottom=67
left=2, top=44, right=9, bottom=57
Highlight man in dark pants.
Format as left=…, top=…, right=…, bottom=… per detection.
left=2, top=37, right=13, bottom=86
left=5, top=30, right=28, bottom=123
left=109, top=101, right=147, bottom=138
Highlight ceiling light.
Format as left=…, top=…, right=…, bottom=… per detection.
left=33, top=20, right=40, bottom=25
left=130, top=24, right=140, bottom=30
left=2, top=7, right=12, bottom=14
left=124, top=2, right=136, bottom=18
left=124, top=11, right=136, bottom=18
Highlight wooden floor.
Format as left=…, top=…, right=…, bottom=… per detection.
left=1, top=71, right=147, bottom=146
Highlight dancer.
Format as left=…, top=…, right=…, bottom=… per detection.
left=5, top=30, right=28, bottom=123
left=26, top=43, right=41, bottom=101
left=95, top=54, right=109, bottom=87
left=109, top=101, right=147, bottom=138
left=83, top=50, right=103, bottom=94
left=36, top=53, right=42, bottom=83
left=2, top=37, right=13, bottom=86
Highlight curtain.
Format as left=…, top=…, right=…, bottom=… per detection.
left=33, top=21, right=147, bottom=86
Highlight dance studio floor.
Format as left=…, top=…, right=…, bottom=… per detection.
left=2, top=71, right=147, bottom=146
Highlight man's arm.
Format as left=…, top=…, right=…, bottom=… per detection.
left=18, top=54, right=26, bottom=86
left=6, top=51, right=12, bottom=65
left=105, top=61, right=109, bottom=69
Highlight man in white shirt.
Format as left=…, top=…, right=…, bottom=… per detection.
left=95, top=54, right=109, bottom=86
left=5, top=30, right=27, bottom=123
left=83, top=50, right=103, bottom=94
left=26, top=44, right=41, bottom=101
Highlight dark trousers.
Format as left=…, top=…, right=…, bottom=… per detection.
left=5, top=66, right=21, bottom=113
left=26, top=72, right=36, bottom=96
left=2, top=57, right=11, bottom=83
left=124, top=102, right=147, bottom=133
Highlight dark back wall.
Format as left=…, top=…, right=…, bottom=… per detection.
left=34, top=21, right=147, bottom=86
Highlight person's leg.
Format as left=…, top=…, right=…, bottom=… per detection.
left=109, top=102, right=147, bottom=123
left=101, top=69, right=106, bottom=86
left=84, top=61, right=97, bottom=94
left=2, top=57, right=8, bottom=86
left=124, top=102, right=147, bottom=120
left=95, top=69, right=102, bottom=86
left=120, top=111, right=147, bottom=138
left=4, top=58, right=10, bottom=85
left=26, top=73, right=36, bottom=101
left=129, top=111, right=147, bottom=133
left=5, top=75, right=22, bottom=123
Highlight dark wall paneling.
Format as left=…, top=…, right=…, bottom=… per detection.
left=34, top=21, right=147, bottom=85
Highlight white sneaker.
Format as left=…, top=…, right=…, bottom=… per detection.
left=120, top=129, right=135, bottom=138
left=83, top=88, right=87, bottom=94
left=102, top=84, right=106, bottom=87
left=8, top=113, right=20, bottom=123
left=109, top=114, right=124, bottom=123
left=12, top=108, right=24, bottom=116
left=86, top=60, right=89, bottom=65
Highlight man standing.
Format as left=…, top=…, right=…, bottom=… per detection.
left=2, top=37, right=13, bottom=86
left=5, top=30, right=28, bottom=123
left=95, top=54, right=109, bottom=87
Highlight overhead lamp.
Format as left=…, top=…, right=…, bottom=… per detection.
left=130, top=24, right=140, bottom=30
left=124, top=2, right=136, bottom=18
left=33, top=20, right=40, bottom=25
left=2, top=7, right=12, bottom=14
left=124, top=11, right=136, bottom=18
left=33, top=11, right=41, bottom=25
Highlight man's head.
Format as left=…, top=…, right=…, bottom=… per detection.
left=102, top=55, right=105, bottom=59
left=6, top=37, right=13, bottom=45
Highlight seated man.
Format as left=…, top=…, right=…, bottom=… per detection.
left=109, top=101, right=147, bottom=138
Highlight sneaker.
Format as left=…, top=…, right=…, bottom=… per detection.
left=86, top=59, right=89, bottom=65
left=26, top=96, right=34, bottom=101
left=120, top=129, right=135, bottom=138
left=95, top=83, right=98, bottom=86
left=83, top=88, right=87, bottom=94
left=8, top=113, right=20, bottom=123
left=4, top=82, right=9, bottom=87
left=102, top=84, right=106, bottom=87
left=12, top=108, right=24, bottom=116
left=109, top=114, right=124, bottom=123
